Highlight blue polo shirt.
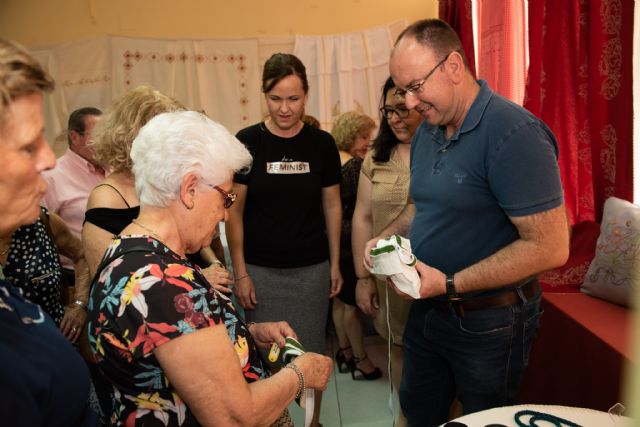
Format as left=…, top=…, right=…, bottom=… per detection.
left=409, top=81, right=563, bottom=283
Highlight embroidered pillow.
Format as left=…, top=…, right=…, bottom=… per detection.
left=539, top=221, right=600, bottom=293
left=581, top=197, right=640, bottom=307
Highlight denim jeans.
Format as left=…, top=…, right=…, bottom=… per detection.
left=399, top=288, right=542, bottom=427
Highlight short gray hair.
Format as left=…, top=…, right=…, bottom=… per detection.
left=131, top=111, right=252, bottom=207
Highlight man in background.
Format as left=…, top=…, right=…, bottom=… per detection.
left=43, top=107, right=103, bottom=285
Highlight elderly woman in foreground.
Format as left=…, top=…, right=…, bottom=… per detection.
left=87, top=110, right=332, bottom=426
left=0, top=38, right=97, bottom=425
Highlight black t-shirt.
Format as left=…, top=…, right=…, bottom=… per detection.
left=235, top=122, right=341, bottom=267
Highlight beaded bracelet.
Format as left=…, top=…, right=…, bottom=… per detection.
left=284, top=362, right=305, bottom=400
left=235, top=274, right=250, bottom=282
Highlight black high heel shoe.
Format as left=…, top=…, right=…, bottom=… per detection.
left=351, top=353, right=382, bottom=381
left=335, top=346, right=354, bottom=373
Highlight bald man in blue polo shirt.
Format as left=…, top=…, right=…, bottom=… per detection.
left=363, top=19, right=570, bottom=427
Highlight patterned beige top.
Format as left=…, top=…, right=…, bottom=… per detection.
left=361, top=146, right=412, bottom=344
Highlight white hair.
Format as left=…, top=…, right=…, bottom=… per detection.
left=130, top=111, right=252, bottom=207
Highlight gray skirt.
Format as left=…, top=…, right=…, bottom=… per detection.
left=245, top=261, right=330, bottom=354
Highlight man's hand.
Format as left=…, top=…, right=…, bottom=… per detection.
left=387, top=260, right=447, bottom=299
left=362, top=236, right=381, bottom=271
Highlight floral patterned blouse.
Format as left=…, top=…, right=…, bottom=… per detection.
left=87, top=236, right=266, bottom=426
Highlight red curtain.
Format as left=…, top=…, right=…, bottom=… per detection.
left=439, top=0, right=477, bottom=78
left=476, top=0, right=527, bottom=105
left=525, top=0, right=634, bottom=223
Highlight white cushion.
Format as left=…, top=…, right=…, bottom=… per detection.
left=581, top=197, right=640, bottom=307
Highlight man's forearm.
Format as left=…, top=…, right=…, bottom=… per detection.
left=454, top=205, right=569, bottom=294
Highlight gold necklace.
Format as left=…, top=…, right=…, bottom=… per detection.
left=131, top=219, right=160, bottom=239
left=0, top=246, right=9, bottom=257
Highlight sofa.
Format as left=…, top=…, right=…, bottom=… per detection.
left=518, top=198, right=638, bottom=412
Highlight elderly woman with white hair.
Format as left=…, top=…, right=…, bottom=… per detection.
left=87, top=111, right=332, bottom=426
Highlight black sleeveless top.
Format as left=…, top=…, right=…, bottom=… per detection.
left=83, top=184, right=206, bottom=267
left=84, top=206, right=141, bottom=235
left=83, top=183, right=140, bottom=235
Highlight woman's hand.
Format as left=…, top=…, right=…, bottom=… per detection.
left=356, top=276, right=379, bottom=316
left=291, top=352, right=333, bottom=391
left=235, top=275, right=257, bottom=309
left=249, top=321, right=297, bottom=349
left=60, top=304, right=87, bottom=343
left=329, top=263, right=343, bottom=298
left=201, top=264, right=234, bottom=294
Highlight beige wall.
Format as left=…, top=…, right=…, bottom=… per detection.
left=0, top=0, right=437, bottom=48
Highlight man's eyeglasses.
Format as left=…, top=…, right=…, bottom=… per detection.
left=205, top=183, right=237, bottom=208
left=380, top=105, right=410, bottom=120
left=394, top=52, right=453, bottom=97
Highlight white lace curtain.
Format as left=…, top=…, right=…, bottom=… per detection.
left=30, top=21, right=407, bottom=153
left=294, top=20, right=407, bottom=130
left=32, top=36, right=263, bottom=154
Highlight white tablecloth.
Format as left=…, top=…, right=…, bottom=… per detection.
left=442, top=404, right=634, bottom=427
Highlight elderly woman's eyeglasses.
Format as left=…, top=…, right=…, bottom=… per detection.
left=394, top=52, right=453, bottom=97
left=380, top=105, right=410, bottom=120
left=205, top=184, right=237, bottom=208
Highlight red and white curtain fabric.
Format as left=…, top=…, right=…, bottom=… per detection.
left=476, top=0, right=528, bottom=105
left=439, top=0, right=477, bottom=78
left=525, top=0, right=635, bottom=224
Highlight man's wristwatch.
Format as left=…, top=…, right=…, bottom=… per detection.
left=73, top=300, right=87, bottom=310
left=445, top=274, right=462, bottom=301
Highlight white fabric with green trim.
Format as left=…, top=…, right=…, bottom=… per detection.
left=281, top=336, right=314, bottom=427
left=369, top=235, right=421, bottom=299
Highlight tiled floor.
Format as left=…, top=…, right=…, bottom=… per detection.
left=288, top=334, right=399, bottom=427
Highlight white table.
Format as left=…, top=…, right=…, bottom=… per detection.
left=442, top=404, right=634, bottom=427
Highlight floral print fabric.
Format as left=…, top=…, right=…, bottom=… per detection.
left=88, top=236, right=265, bottom=426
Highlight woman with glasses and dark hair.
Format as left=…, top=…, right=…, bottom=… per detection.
left=87, top=111, right=332, bottom=426
left=226, top=53, right=342, bottom=427
left=351, top=76, right=423, bottom=427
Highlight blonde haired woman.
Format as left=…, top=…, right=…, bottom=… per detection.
left=331, top=111, right=382, bottom=380
left=83, top=86, right=184, bottom=275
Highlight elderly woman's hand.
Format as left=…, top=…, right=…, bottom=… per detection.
left=60, top=305, right=87, bottom=343
left=249, top=321, right=296, bottom=349
left=201, top=264, right=234, bottom=294
left=290, top=352, right=333, bottom=391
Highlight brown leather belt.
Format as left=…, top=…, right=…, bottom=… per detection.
left=427, top=278, right=540, bottom=316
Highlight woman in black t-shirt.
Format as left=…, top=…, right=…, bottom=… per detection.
left=227, top=53, right=343, bottom=427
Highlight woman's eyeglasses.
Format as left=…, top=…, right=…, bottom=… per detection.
left=204, top=183, right=237, bottom=208
left=380, top=105, right=410, bottom=120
